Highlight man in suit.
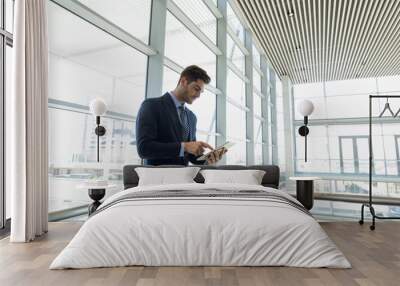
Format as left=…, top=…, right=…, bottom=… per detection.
left=136, top=65, right=226, bottom=166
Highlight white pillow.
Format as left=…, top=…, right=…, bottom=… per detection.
left=200, top=169, right=266, bottom=185
left=135, top=167, right=201, bottom=186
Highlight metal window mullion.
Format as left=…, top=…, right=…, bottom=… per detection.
left=322, top=81, right=333, bottom=175
left=166, top=0, right=221, bottom=55
left=0, top=0, right=5, bottom=228
left=0, top=0, right=5, bottom=226
left=395, top=136, right=400, bottom=176
left=216, top=0, right=227, bottom=165
left=269, top=68, right=278, bottom=165
left=260, top=56, right=269, bottom=164
left=291, top=80, right=298, bottom=173
left=353, top=137, right=360, bottom=174
left=0, top=39, right=4, bottom=228
left=146, top=0, right=167, bottom=99
left=50, top=0, right=156, bottom=56
left=282, top=76, right=295, bottom=176
left=202, top=0, right=223, bottom=19
left=244, top=28, right=254, bottom=165
left=1, top=0, right=4, bottom=29
left=338, top=137, right=344, bottom=173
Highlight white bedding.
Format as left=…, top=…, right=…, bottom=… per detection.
left=50, top=183, right=351, bottom=269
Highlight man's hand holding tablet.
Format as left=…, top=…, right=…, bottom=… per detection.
left=197, top=141, right=235, bottom=164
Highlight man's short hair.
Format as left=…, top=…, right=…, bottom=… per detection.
left=179, top=65, right=211, bottom=85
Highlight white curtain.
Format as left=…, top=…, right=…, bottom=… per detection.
left=10, top=0, right=49, bottom=242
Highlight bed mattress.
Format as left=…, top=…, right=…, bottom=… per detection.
left=50, top=183, right=351, bottom=269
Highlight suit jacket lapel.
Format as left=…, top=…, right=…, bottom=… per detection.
left=162, top=93, right=183, bottom=141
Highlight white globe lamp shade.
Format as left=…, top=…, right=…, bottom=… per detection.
left=297, top=100, right=314, bottom=117
left=89, top=98, right=107, bottom=116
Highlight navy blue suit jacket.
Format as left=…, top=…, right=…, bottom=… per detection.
left=136, top=93, right=205, bottom=166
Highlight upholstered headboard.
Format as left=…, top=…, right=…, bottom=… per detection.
left=123, top=165, right=280, bottom=190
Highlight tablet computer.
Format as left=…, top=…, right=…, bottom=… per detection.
left=197, top=141, right=235, bottom=161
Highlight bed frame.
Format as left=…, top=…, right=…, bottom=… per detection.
left=123, top=165, right=280, bottom=190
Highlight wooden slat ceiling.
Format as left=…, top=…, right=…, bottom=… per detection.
left=236, top=0, right=400, bottom=84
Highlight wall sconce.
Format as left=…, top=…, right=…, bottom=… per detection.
left=297, top=100, right=314, bottom=162
left=89, top=98, right=107, bottom=162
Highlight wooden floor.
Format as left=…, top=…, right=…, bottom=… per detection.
left=0, top=221, right=399, bottom=286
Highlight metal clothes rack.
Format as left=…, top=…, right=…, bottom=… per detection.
left=359, top=95, right=400, bottom=230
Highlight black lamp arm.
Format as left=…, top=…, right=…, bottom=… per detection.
left=94, top=116, right=106, bottom=162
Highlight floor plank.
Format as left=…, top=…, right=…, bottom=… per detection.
left=0, top=221, right=399, bottom=286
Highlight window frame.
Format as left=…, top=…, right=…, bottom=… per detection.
left=1, top=0, right=13, bottom=232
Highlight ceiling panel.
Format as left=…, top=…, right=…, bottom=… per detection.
left=236, top=0, right=400, bottom=84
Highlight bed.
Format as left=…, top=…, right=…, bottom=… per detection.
left=50, top=165, right=350, bottom=269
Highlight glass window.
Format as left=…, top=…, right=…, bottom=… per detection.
left=78, top=0, right=152, bottom=43
left=252, top=44, right=261, bottom=68
left=254, top=143, right=263, bottom=165
left=162, top=66, right=216, bottom=137
left=254, top=117, right=262, bottom=143
left=253, top=93, right=262, bottom=117
left=378, top=75, right=400, bottom=93
left=48, top=2, right=147, bottom=212
left=294, top=82, right=324, bottom=99
left=171, top=0, right=216, bottom=44
left=227, top=68, right=246, bottom=105
left=276, top=79, right=286, bottom=172
left=6, top=0, right=14, bottom=32
left=165, top=11, right=216, bottom=84
left=226, top=141, right=246, bottom=165
left=48, top=108, right=139, bottom=212
left=226, top=101, right=247, bottom=165
left=226, top=2, right=244, bottom=42
left=340, top=137, right=356, bottom=173
left=227, top=35, right=245, bottom=74
left=293, top=77, right=400, bottom=179
left=48, top=2, right=147, bottom=116
left=293, top=83, right=325, bottom=120
left=325, top=77, right=377, bottom=96
left=226, top=103, right=246, bottom=141
left=253, top=68, right=261, bottom=92
left=325, top=94, right=377, bottom=119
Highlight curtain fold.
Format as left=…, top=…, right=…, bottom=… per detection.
left=10, top=0, right=49, bottom=242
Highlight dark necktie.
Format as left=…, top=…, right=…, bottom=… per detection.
left=178, top=104, right=190, bottom=141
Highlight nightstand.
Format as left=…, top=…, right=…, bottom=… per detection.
left=289, top=177, right=320, bottom=210
left=77, top=183, right=116, bottom=215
